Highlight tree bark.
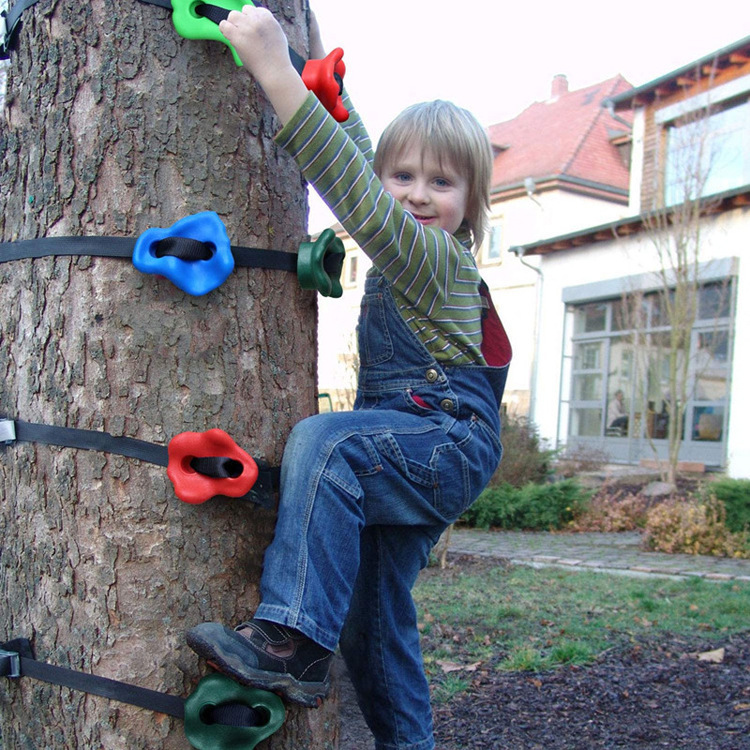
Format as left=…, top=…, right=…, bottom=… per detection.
left=0, top=0, right=337, bottom=746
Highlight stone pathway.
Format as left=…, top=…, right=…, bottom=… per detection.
left=448, top=528, right=750, bottom=581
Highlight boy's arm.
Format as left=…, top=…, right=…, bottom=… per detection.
left=222, top=7, right=374, bottom=163
left=306, top=10, right=373, bottom=162
left=219, top=7, right=308, bottom=126
left=223, top=7, right=471, bottom=313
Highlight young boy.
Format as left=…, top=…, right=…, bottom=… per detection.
left=187, top=8, right=511, bottom=749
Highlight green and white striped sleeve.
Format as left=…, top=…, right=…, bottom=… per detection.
left=276, top=93, right=486, bottom=365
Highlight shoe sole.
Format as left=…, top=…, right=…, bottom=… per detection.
left=186, top=628, right=330, bottom=708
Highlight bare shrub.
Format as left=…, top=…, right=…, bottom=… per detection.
left=555, top=444, right=609, bottom=478
left=569, top=488, right=652, bottom=532
left=491, top=415, right=554, bottom=488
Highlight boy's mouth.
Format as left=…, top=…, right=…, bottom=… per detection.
left=413, top=214, right=435, bottom=225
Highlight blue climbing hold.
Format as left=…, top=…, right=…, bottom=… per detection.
left=133, top=211, right=234, bottom=296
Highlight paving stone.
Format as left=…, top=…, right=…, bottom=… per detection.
left=449, top=529, right=750, bottom=582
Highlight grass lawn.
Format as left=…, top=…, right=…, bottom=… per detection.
left=413, top=557, right=750, bottom=700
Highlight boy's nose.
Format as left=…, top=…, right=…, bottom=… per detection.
left=408, top=181, right=430, bottom=204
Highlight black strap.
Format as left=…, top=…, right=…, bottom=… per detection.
left=0, top=236, right=298, bottom=272
left=0, top=236, right=136, bottom=262
left=1, top=638, right=185, bottom=718
left=323, top=248, right=344, bottom=277
left=12, top=419, right=169, bottom=466
left=3, top=418, right=280, bottom=508
left=4, top=0, right=308, bottom=78
left=194, top=2, right=228, bottom=25
left=0, top=638, right=263, bottom=726
left=1, top=0, right=38, bottom=58
left=155, top=236, right=214, bottom=261
left=205, top=702, right=263, bottom=726
left=2, top=0, right=174, bottom=57
left=190, top=456, right=243, bottom=478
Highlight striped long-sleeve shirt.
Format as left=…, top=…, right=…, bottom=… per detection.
left=276, top=92, right=487, bottom=366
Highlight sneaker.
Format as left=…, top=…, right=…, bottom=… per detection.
left=186, top=619, right=333, bottom=707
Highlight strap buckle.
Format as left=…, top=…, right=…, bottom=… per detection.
left=1, top=10, right=12, bottom=60
left=0, top=639, right=33, bottom=678
left=0, top=418, right=17, bottom=445
left=0, top=11, right=8, bottom=58
left=0, top=648, right=21, bottom=678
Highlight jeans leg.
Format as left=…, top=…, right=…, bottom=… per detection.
left=339, top=525, right=441, bottom=750
left=255, top=409, right=477, bottom=651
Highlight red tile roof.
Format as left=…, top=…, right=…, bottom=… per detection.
left=489, top=75, right=633, bottom=195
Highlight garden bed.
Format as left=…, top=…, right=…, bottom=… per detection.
left=336, top=552, right=750, bottom=749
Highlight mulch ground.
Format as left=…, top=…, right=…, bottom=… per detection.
left=430, top=631, right=750, bottom=749
left=337, top=554, right=750, bottom=750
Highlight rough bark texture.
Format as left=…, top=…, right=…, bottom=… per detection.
left=0, top=0, right=338, bottom=747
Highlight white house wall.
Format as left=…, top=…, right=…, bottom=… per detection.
left=533, top=205, right=749, bottom=478
left=483, top=189, right=631, bottom=414
left=317, top=189, right=632, bottom=415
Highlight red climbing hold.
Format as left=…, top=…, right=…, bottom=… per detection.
left=167, top=429, right=259, bottom=504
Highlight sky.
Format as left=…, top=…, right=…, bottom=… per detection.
left=305, top=0, right=747, bottom=230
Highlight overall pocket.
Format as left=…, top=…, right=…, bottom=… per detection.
left=357, top=292, right=394, bottom=367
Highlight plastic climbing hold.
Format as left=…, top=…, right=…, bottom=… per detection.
left=133, top=211, right=234, bottom=296
left=171, top=0, right=250, bottom=66
left=167, top=429, right=259, bottom=504
left=302, top=48, right=348, bottom=123
left=297, top=228, right=345, bottom=298
left=184, top=674, right=285, bottom=750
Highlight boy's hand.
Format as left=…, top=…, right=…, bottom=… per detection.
left=220, top=5, right=308, bottom=125
left=220, top=6, right=290, bottom=83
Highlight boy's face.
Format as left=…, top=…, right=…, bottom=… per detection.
left=381, top=142, right=469, bottom=235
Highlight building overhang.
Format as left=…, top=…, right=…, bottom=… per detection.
left=509, top=184, right=750, bottom=256
left=604, top=35, right=750, bottom=111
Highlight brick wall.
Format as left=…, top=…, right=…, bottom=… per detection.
left=639, top=57, right=750, bottom=209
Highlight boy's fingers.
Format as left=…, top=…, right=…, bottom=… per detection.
left=222, top=9, right=241, bottom=27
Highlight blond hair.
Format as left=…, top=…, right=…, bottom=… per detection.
left=373, top=100, right=493, bottom=250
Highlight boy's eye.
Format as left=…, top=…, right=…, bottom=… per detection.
left=434, top=177, right=451, bottom=188
left=393, top=172, right=412, bottom=182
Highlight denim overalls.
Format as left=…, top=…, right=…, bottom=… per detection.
left=256, top=273, right=510, bottom=750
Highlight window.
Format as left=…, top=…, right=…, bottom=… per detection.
left=343, top=252, right=359, bottom=288
left=567, top=281, right=733, bottom=447
left=484, top=224, right=503, bottom=264
left=573, top=303, right=607, bottom=333
left=665, top=98, right=750, bottom=205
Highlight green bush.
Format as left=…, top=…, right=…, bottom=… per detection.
left=706, top=478, right=750, bottom=533
left=462, top=479, right=590, bottom=531
left=492, top=415, right=555, bottom=488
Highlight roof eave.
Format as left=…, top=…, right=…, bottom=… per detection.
left=604, top=35, right=750, bottom=112
left=510, top=184, right=750, bottom=256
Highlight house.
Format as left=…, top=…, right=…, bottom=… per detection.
left=318, top=75, right=635, bottom=413
left=510, top=36, right=750, bottom=477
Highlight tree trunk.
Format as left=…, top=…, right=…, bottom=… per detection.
left=0, top=0, right=338, bottom=747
